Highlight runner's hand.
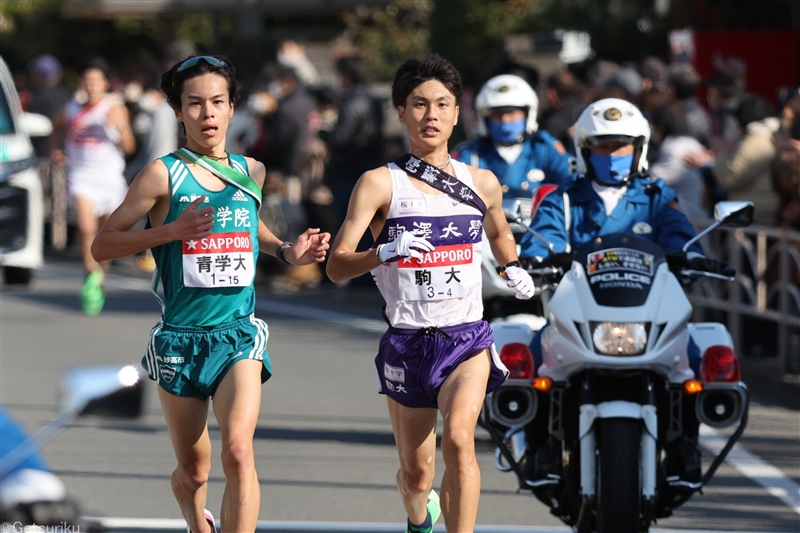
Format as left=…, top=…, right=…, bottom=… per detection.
left=286, top=228, right=331, bottom=265
left=377, top=231, right=434, bottom=263
left=503, top=266, right=535, bottom=300
left=171, top=196, right=214, bottom=240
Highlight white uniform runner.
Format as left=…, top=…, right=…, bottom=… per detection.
left=64, top=95, right=127, bottom=216
left=372, top=159, right=484, bottom=329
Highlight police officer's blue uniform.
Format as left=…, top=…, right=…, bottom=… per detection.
left=519, top=175, right=704, bottom=258
left=453, top=130, right=573, bottom=198
left=520, top=175, right=705, bottom=376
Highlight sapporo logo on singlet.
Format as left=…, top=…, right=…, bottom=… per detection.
left=396, top=242, right=480, bottom=301
left=182, top=232, right=254, bottom=288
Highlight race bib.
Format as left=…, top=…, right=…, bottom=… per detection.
left=397, top=243, right=481, bottom=301
left=182, top=232, right=255, bottom=288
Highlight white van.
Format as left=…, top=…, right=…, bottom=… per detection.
left=0, top=57, right=51, bottom=285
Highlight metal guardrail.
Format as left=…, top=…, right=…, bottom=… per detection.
left=689, top=220, right=800, bottom=375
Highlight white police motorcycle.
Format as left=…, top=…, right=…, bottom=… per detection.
left=481, top=200, right=753, bottom=533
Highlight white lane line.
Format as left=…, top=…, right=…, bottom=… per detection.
left=700, top=425, right=800, bottom=515
left=45, top=262, right=798, bottom=518
left=87, top=518, right=791, bottom=533
left=255, top=299, right=386, bottom=333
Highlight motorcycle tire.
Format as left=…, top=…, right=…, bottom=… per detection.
left=597, top=418, right=641, bottom=533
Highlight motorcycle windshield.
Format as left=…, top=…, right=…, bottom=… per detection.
left=576, top=233, right=666, bottom=307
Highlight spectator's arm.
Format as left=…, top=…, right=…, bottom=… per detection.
left=712, top=134, right=774, bottom=193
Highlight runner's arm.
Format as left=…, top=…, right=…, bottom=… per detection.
left=472, top=166, right=520, bottom=266
left=326, top=168, right=391, bottom=283
left=91, top=160, right=214, bottom=262
left=107, top=103, right=136, bottom=155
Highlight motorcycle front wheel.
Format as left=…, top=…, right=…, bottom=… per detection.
left=597, top=418, right=641, bottom=533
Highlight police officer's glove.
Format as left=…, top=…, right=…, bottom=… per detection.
left=666, top=252, right=735, bottom=277
left=689, top=256, right=736, bottom=277
left=501, top=262, right=535, bottom=300
left=376, top=231, right=434, bottom=263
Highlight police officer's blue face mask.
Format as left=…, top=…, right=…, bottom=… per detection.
left=589, top=153, right=634, bottom=185
left=488, top=118, right=526, bottom=145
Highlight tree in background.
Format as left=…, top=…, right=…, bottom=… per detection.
left=342, top=0, right=433, bottom=83
left=429, top=0, right=544, bottom=88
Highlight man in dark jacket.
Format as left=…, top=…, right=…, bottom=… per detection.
left=319, top=55, right=384, bottom=226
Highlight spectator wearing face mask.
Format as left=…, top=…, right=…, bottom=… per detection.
left=649, top=104, right=709, bottom=221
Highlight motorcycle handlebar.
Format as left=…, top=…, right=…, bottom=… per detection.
left=677, top=268, right=735, bottom=283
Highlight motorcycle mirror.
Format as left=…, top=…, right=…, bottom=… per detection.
left=61, top=365, right=144, bottom=419
left=682, top=201, right=755, bottom=253
left=0, top=365, right=144, bottom=481
left=714, top=201, right=754, bottom=228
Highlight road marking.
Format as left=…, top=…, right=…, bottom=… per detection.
left=700, top=425, right=800, bottom=515
left=87, top=518, right=793, bottom=533
left=256, top=298, right=800, bottom=517
left=39, top=264, right=799, bottom=518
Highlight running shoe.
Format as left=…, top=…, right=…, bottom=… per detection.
left=406, top=489, right=441, bottom=533
left=79, top=268, right=104, bottom=316
left=186, top=508, right=217, bottom=533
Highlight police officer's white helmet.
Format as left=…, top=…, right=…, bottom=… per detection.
left=474, top=74, right=539, bottom=136
left=572, top=98, right=651, bottom=176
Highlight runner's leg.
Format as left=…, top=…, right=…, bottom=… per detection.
left=73, top=195, right=100, bottom=273
left=437, top=349, right=491, bottom=531
left=386, top=398, right=438, bottom=526
left=212, top=358, right=263, bottom=532
left=158, top=387, right=213, bottom=533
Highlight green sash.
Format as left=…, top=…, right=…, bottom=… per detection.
left=176, top=147, right=262, bottom=209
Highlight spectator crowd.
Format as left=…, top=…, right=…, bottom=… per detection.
left=11, top=41, right=800, bottom=289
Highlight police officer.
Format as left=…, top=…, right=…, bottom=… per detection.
left=453, top=75, right=572, bottom=199
left=520, top=98, right=734, bottom=374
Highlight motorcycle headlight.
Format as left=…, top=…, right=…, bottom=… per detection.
left=591, top=322, right=649, bottom=356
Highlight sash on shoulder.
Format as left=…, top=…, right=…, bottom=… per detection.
left=394, top=153, right=487, bottom=217
left=176, top=148, right=262, bottom=209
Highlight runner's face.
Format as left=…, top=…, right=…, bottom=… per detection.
left=398, top=79, right=459, bottom=152
left=175, top=73, right=234, bottom=150
left=81, top=68, right=108, bottom=105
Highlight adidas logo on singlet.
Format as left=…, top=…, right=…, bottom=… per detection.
left=232, top=190, right=248, bottom=201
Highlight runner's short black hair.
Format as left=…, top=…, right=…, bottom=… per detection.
left=161, top=55, right=239, bottom=110
left=392, top=54, right=462, bottom=109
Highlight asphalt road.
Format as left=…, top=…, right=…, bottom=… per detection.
left=1, top=260, right=798, bottom=532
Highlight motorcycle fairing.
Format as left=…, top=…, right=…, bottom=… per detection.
left=540, top=234, right=694, bottom=383
left=577, top=233, right=666, bottom=307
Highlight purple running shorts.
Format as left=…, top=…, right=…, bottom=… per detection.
left=375, top=320, right=509, bottom=409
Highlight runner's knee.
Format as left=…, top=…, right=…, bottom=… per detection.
left=220, top=439, right=255, bottom=476
left=175, top=460, right=211, bottom=490
left=398, top=464, right=433, bottom=495
left=441, top=426, right=476, bottom=464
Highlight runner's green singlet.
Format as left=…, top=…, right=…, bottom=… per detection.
left=150, top=152, right=260, bottom=327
